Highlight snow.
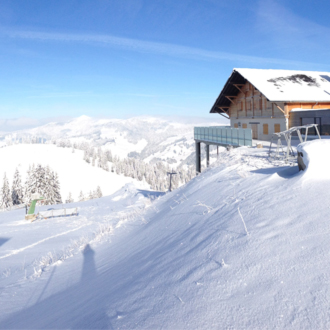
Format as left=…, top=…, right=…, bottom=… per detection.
left=1, top=143, right=330, bottom=328
left=235, top=68, right=330, bottom=102
left=290, top=107, right=330, bottom=112
left=105, top=136, right=148, bottom=159
left=0, top=144, right=149, bottom=201
left=297, top=139, right=330, bottom=179
left=5, top=115, right=223, bottom=167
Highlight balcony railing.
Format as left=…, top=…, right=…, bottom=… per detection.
left=194, top=126, right=252, bottom=147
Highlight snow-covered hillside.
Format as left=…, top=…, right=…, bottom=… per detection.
left=0, top=144, right=149, bottom=201
left=1, top=141, right=330, bottom=328
left=2, top=116, right=224, bottom=168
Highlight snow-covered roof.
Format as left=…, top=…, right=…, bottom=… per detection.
left=210, top=68, right=330, bottom=115
left=235, top=68, right=330, bottom=102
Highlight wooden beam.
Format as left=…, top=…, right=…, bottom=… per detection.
left=224, top=96, right=237, bottom=104
left=219, top=113, right=229, bottom=119
left=233, top=84, right=245, bottom=94
left=217, top=106, right=229, bottom=113
left=273, top=102, right=285, bottom=114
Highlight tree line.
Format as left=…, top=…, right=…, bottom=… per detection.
left=55, top=139, right=195, bottom=192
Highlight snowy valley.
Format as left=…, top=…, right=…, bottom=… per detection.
left=1, top=115, right=223, bottom=168
left=0, top=116, right=222, bottom=208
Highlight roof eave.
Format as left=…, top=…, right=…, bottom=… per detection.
left=209, top=69, right=246, bottom=115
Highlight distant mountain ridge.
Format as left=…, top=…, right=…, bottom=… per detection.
left=1, top=115, right=226, bottom=168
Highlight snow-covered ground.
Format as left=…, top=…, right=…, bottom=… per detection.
left=1, top=115, right=224, bottom=168
left=0, top=144, right=149, bottom=201
left=1, top=141, right=330, bottom=329
left=0, top=184, right=162, bottom=291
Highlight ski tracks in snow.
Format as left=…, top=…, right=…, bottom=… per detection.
left=0, top=225, right=88, bottom=260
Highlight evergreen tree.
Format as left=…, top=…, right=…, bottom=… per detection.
left=66, top=192, right=74, bottom=203
left=88, top=190, right=93, bottom=200
left=11, top=168, right=23, bottom=205
left=24, top=164, right=35, bottom=204
left=84, top=150, right=90, bottom=163
left=1, top=173, right=12, bottom=208
left=78, top=191, right=85, bottom=201
left=49, top=171, right=62, bottom=204
left=33, top=164, right=47, bottom=197
left=105, top=149, right=112, bottom=162
left=96, top=186, right=103, bottom=198
left=24, top=165, right=62, bottom=205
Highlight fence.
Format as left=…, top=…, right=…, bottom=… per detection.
left=194, top=126, right=252, bottom=147
left=39, top=207, right=79, bottom=219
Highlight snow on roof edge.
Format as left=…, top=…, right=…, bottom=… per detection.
left=232, top=68, right=330, bottom=103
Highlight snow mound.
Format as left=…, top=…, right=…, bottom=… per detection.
left=297, top=139, right=330, bottom=179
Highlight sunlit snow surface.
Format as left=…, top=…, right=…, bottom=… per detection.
left=1, top=143, right=330, bottom=329
left=3, top=115, right=223, bottom=168
left=0, top=144, right=149, bottom=201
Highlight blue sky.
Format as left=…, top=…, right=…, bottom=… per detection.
left=0, top=0, right=330, bottom=127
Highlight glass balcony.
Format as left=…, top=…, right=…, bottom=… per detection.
left=194, top=126, right=252, bottom=147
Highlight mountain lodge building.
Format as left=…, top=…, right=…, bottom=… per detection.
left=210, top=69, right=330, bottom=140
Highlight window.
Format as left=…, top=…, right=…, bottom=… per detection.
left=242, top=123, right=247, bottom=128
left=234, top=123, right=238, bottom=128
left=274, top=124, right=281, bottom=133
left=263, top=124, right=269, bottom=135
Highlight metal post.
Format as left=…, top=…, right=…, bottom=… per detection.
left=315, top=125, right=321, bottom=139
left=297, top=129, right=303, bottom=143
left=195, top=142, right=201, bottom=173
left=206, top=144, right=210, bottom=167
left=167, top=171, right=177, bottom=192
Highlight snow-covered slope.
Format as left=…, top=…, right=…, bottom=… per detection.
left=2, top=116, right=224, bottom=168
left=0, top=144, right=149, bottom=201
left=2, top=143, right=329, bottom=328
left=0, top=184, right=161, bottom=291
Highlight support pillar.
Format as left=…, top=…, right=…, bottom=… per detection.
left=206, top=144, right=210, bottom=167
left=195, top=141, right=201, bottom=174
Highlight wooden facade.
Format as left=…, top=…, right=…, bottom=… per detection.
left=225, top=81, right=287, bottom=140
left=226, top=81, right=285, bottom=120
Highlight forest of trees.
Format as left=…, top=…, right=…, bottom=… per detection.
left=0, top=136, right=195, bottom=209
left=55, top=139, right=195, bottom=192
left=0, top=165, right=62, bottom=209
left=1, top=165, right=104, bottom=209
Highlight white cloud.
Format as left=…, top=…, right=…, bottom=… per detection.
left=0, top=116, right=72, bottom=132
left=2, top=28, right=321, bottom=67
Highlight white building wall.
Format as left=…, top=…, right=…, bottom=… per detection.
left=230, top=117, right=287, bottom=141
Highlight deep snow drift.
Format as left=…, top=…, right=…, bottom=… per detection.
left=1, top=142, right=330, bottom=329
left=297, top=139, right=330, bottom=179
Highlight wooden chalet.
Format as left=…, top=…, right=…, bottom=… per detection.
left=210, top=68, right=330, bottom=140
